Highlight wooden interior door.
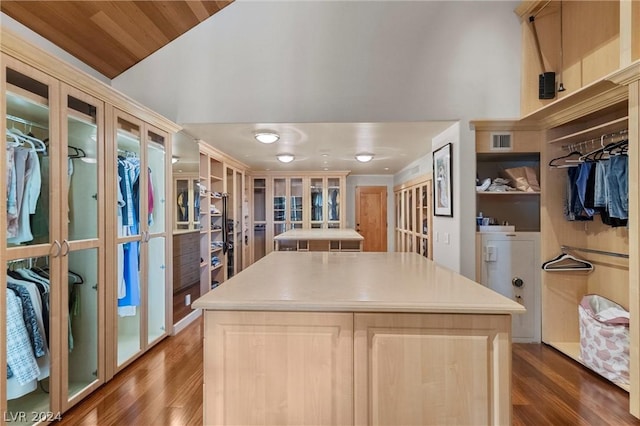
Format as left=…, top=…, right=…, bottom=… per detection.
left=355, top=186, right=387, bottom=252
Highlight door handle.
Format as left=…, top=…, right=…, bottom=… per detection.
left=61, top=239, right=70, bottom=256
left=51, top=240, right=62, bottom=257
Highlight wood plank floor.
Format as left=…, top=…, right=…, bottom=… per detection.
left=58, top=318, right=640, bottom=425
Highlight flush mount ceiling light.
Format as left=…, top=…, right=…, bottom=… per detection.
left=276, top=153, right=295, bottom=163
left=355, top=153, right=374, bottom=163
left=254, top=131, right=279, bottom=144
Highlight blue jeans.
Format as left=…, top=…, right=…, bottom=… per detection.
left=607, top=155, right=628, bottom=219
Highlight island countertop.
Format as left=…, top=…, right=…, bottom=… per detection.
left=273, top=228, right=364, bottom=241
left=192, top=251, right=525, bottom=314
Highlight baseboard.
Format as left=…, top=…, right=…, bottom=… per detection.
left=172, top=309, right=201, bottom=335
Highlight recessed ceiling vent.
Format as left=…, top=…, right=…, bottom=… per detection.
left=490, top=132, right=513, bottom=151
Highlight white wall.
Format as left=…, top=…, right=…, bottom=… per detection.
left=112, top=1, right=521, bottom=125
left=346, top=175, right=395, bottom=252
left=430, top=123, right=463, bottom=272
left=1, top=13, right=111, bottom=84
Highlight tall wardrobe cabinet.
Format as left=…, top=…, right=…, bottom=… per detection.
left=1, top=28, right=179, bottom=425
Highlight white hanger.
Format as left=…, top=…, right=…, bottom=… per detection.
left=6, top=129, right=35, bottom=150
left=542, top=252, right=594, bottom=272
left=8, top=128, right=47, bottom=152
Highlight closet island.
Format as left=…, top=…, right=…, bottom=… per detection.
left=192, top=251, right=524, bottom=425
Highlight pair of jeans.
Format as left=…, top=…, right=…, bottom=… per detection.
left=607, top=155, right=628, bottom=219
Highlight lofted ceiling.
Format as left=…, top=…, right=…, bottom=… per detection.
left=0, top=0, right=233, bottom=79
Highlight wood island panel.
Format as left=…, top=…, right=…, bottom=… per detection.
left=193, top=252, right=523, bottom=425
left=204, top=311, right=353, bottom=426
left=354, top=313, right=511, bottom=426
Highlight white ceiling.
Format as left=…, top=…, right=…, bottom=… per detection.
left=180, top=121, right=454, bottom=174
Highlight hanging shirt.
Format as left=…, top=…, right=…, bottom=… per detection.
left=6, top=290, right=40, bottom=385
left=8, top=150, right=42, bottom=244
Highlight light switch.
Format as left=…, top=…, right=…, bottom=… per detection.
left=444, top=233, right=450, bottom=244
left=484, top=245, right=497, bottom=262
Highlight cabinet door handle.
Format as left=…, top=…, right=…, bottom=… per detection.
left=61, top=239, right=70, bottom=257
left=51, top=240, right=62, bottom=257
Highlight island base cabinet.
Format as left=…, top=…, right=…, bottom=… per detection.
left=203, top=311, right=354, bottom=426
left=354, top=313, right=512, bottom=426
left=202, top=310, right=513, bottom=426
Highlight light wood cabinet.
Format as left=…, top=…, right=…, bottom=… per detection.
left=500, top=0, right=640, bottom=417
left=173, top=174, right=200, bottom=231
left=354, top=313, right=511, bottom=425
left=1, top=29, right=179, bottom=424
left=203, top=311, right=354, bottom=426
left=394, top=175, right=432, bottom=259
left=250, top=172, right=348, bottom=263
left=198, top=143, right=249, bottom=294
left=106, top=109, right=173, bottom=375
left=200, top=310, right=512, bottom=426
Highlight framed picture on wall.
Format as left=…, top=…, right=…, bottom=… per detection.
left=433, top=143, right=453, bottom=217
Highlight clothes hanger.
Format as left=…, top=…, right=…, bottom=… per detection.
left=579, top=135, right=606, bottom=162
left=8, top=128, right=47, bottom=152
left=542, top=252, right=594, bottom=271
left=68, top=145, right=87, bottom=159
left=548, top=151, right=583, bottom=168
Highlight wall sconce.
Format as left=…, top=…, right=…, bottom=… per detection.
left=172, top=157, right=179, bottom=164
left=355, top=153, right=374, bottom=163
left=255, top=131, right=279, bottom=144
left=276, top=153, right=295, bottom=163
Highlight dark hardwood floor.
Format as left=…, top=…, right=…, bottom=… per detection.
left=58, top=318, right=640, bottom=425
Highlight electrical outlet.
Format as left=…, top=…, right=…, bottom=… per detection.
left=185, top=294, right=191, bottom=306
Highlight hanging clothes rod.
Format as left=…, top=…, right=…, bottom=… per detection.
left=561, top=245, right=629, bottom=259
left=6, top=114, right=49, bottom=131
left=562, top=129, right=628, bottom=153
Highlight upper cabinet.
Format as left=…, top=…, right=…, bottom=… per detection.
left=516, top=0, right=640, bottom=117
left=1, top=28, right=180, bottom=424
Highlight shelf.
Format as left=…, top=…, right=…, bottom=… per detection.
left=211, top=247, right=223, bottom=254
left=211, top=263, right=223, bottom=271
left=210, top=174, right=223, bottom=181
left=200, top=261, right=208, bottom=268
left=476, top=191, right=540, bottom=196
left=547, top=116, right=628, bottom=146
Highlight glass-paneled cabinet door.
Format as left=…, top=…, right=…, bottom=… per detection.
left=60, top=85, right=105, bottom=409
left=253, top=178, right=267, bottom=261
left=273, top=178, right=286, bottom=237
left=327, top=177, right=341, bottom=228
left=175, top=178, right=190, bottom=229
left=192, top=178, right=201, bottom=228
left=310, top=178, right=323, bottom=228
left=3, top=57, right=60, bottom=423
left=114, top=112, right=143, bottom=367
left=290, top=178, right=303, bottom=229
left=5, top=58, right=57, bottom=250
left=146, top=128, right=169, bottom=345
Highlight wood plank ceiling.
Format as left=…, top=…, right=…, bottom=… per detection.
left=1, top=1, right=234, bottom=79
